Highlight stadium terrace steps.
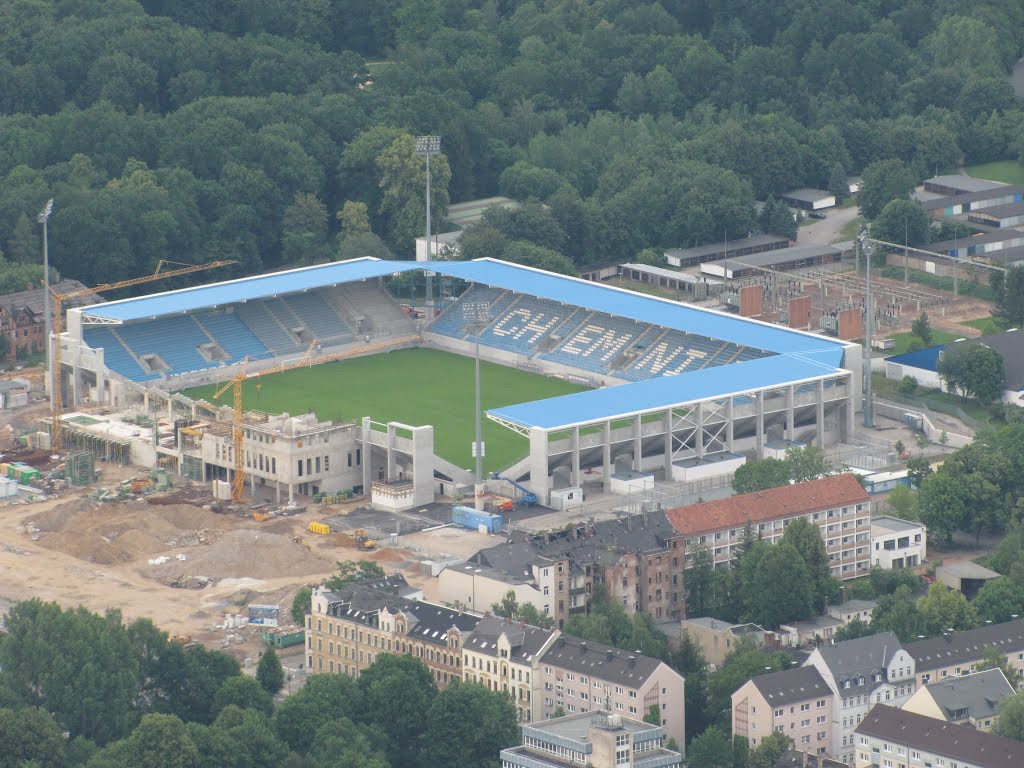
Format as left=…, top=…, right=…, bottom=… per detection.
left=330, top=283, right=415, bottom=336
left=82, top=326, right=160, bottom=382
left=283, top=292, right=355, bottom=342
left=541, top=314, right=649, bottom=374
left=116, top=315, right=222, bottom=376
left=195, top=310, right=273, bottom=363
left=235, top=302, right=304, bottom=354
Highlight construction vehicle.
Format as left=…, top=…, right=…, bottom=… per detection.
left=212, top=335, right=419, bottom=502
left=495, top=475, right=538, bottom=506
left=49, top=259, right=236, bottom=447
left=353, top=529, right=377, bottom=551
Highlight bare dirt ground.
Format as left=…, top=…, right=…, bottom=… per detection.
left=0, top=475, right=478, bottom=661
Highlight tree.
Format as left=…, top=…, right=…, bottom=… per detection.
left=858, top=159, right=917, bottom=220
left=871, top=198, right=932, bottom=249
left=759, top=195, right=797, bottom=241
left=906, top=456, right=932, bottom=488
left=358, top=654, right=437, bottom=768
left=995, top=265, right=1024, bottom=329
left=885, top=485, right=919, bottom=521
left=917, top=582, right=979, bottom=636
left=256, top=650, right=285, bottom=695
left=686, top=544, right=716, bottom=618
left=272, top=674, right=364, bottom=754
left=912, top=312, right=933, bottom=345
left=979, top=644, right=1022, bottom=687
left=918, top=473, right=971, bottom=544
left=732, top=458, right=790, bottom=494
left=994, top=690, right=1024, bottom=742
left=973, top=578, right=1024, bottom=625
left=492, top=590, right=554, bottom=629
left=748, top=732, right=794, bottom=768
left=707, top=639, right=791, bottom=722
left=827, top=164, right=849, bottom=202
left=337, top=200, right=371, bottom=237
left=6, top=214, right=37, bottom=264
left=938, top=343, right=1006, bottom=403
left=749, top=543, right=814, bottom=628
left=212, top=676, right=273, bottom=718
left=325, top=560, right=386, bottom=591
left=306, top=717, right=389, bottom=768
left=785, top=446, right=835, bottom=483
left=282, top=191, right=328, bottom=265
left=897, top=375, right=918, bottom=396
left=0, top=707, right=66, bottom=768
left=781, top=518, right=835, bottom=613
left=97, top=714, right=199, bottom=768
left=686, top=725, right=733, bottom=768
left=376, top=133, right=451, bottom=255
left=834, top=617, right=876, bottom=642
left=424, top=680, right=518, bottom=768
left=871, top=586, right=925, bottom=642
left=291, top=586, right=312, bottom=626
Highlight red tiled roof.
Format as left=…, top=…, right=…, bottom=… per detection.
left=665, top=474, right=868, bottom=536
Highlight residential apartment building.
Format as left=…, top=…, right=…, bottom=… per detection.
left=441, top=512, right=680, bottom=627
left=732, top=666, right=835, bottom=755
left=0, top=279, right=98, bottom=362
left=540, top=634, right=686, bottom=747
left=870, top=517, right=927, bottom=570
left=680, top=617, right=775, bottom=667
left=500, top=711, right=683, bottom=768
left=829, top=600, right=878, bottom=627
left=307, top=581, right=479, bottom=685
left=902, top=668, right=1014, bottom=732
left=666, top=475, right=871, bottom=582
left=806, top=632, right=917, bottom=766
left=904, top=619, right=1024, bottom=689
left=854, top=704, right=1024, bottom=768
left=462, top=614, right=559, bottom=723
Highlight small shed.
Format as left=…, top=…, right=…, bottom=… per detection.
left=936, top=562, right=1000, bottom=601
left=780, top=188, right=836, bottom=211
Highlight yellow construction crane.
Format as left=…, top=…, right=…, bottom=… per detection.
left=212, top=335, right=418, bottom=503
left=49, top=259, right=236, bottom=447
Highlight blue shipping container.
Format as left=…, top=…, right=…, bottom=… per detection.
left=452, top=505, right=502, bottom=533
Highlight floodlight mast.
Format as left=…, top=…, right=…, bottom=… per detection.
left=38, top=199, right=54, bottom=412
left=416, top=136, right=441, bottom=319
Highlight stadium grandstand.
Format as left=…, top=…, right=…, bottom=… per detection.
left=62, top=258, right=861, bottom=505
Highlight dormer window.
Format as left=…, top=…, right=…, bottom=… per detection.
left=843, top=680, right=851, bottom=689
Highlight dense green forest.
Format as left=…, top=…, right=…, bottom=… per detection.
left=0, top=0, right=1022, bottom=291
left=0, top=599, right=517, bottom=768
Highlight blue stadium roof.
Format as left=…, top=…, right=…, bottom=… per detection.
left=79, top=257, right=852, bottom=430
left=489, top=354, right=845, bottom=430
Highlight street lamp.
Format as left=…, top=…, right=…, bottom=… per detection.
left=463, top=298, right=490, bottom=507
left=416, top=135, right=441, bottom=316
left=38, top=199, right=54, bottom=409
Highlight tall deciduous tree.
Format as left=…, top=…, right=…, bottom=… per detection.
left=358, top=654, right=437, bottom=768
left=871, top=198, right=931, bottom=248
left=994, top=690, right=1024, bottom=742
left=686, top=725, right=733, bottom=768
left=858, top=159, right=918, bottom=220
left=376, top=133, right=451, bottom=256
left=782, top=518, right=838, bottom=612
left=256, top=650, right=285, bottom=696
left=912, top=312, right=933, bottom=345
left=917, top=582, right=979, bottom=636
left=938, top=343, right=1006, bottom=404
left=0, top=707, right=66, bottom=768
left=732, top=458, right=790, bottom=494
left=272, top=674, right=364, bottom=754
left=424, top=680, right=518, bottom=767
left=972, top=578, right=1024, bottom=625
left=995, top=265, right=1024, bottom=329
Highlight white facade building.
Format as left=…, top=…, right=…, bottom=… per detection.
left=870, top=516, right=927, bottom=570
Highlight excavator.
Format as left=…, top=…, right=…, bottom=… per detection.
left=353, top=529, right=378, bottom=551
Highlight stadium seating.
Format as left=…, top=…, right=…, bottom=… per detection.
left=331, top=283, right=415, bottom=336
left=235, top=302, right=303, bottom=354
left=82, top=327, right=160, bottom=382
left=428, top=285, right=517, bottom=340
left=542, top=314, right=649, bottom=374
left=480, top=295, right=573, bottom=354
left=195, top=311, right=273, bottom=363
left=282, top=292, right=355, bottom=343
left=116, top=315, right=220, bottom=375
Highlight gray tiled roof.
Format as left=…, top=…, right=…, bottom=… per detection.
left=464, top=614, right=556, bottom=661
left=750, top=666, right=831, bottom=707
left=816, top=632, right=903, bottom=692
left=541, top=635, right=665, bottom=689
left=774, top=749, right=847, bottom=768
left=905, top=619, right=1024, bottom=673
left=1, top=279, right=97, bottom=316
left=322, top=583, right=479, bottom=643
left=856, top=705, right=1024, bottom=768
left=923, top=668, right=1014, bottom=722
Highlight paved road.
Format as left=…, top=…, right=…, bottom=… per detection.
left=797, top=204, right=860, bottom=246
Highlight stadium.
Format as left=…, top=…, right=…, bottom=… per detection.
left=60, top=257, right=861, bottom=508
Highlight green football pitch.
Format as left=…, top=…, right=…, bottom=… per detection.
left=182, top=347, right=589, bottom=473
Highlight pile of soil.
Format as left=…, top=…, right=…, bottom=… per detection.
left=27, top=499, right=225, bottom=565
left=144, top=530, right=332, bottom=583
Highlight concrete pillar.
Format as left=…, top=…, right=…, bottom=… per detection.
left=845, top=374, right=856, bottom=443
left=786, top=384, right=795, bottom=441
left=633, top=415, right=643, bottom=472
left=250, top=471, right=256, bottom=496
left=571, top=427, right=580, bottom=488
left=95, top=348, right=106, bottom=405
left=168, top=398, right=174, bottom=421
left=726, top=398, right=735, bottom=452
left=386, top=423, right=396, bottom=480
left=288, top=483, right=294, bottom=503
left=817, top=380, right=826, bottom=448
left=276, top=480, right=281, bottom=504
left=144, top=391, right=150, bottom=412
left=663, top=410, right=673, bottom=475
left=602, top=422, right=612, bottom=493
left=528, top=428, right=549, bottom=505
left=361, top=417, right=373, bottom=495
left=695, top=402, right=704, bottom=460
left=755, top=391, right=765, bottom=459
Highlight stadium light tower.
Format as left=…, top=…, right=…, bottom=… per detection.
left=416, top=135, right=441, bottom=317
left=858, top=225, right=874, bottom=428
left=38, top=199, right=54, bottom=409
left=463, top=298, right=490, bottom=509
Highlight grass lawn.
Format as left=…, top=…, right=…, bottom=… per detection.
left=183, top=348, right=589, bottom=473
left=839, top=215, right=862, bottom=240
left=889, top=329, right=959, bottom=355
left=871, top=373, right=995, bottom=424
left=615, top=278, right=681, bottom=301
left=966, top=161, right=1024, bottom=186
left=961, top=316, right=1000, bottom=335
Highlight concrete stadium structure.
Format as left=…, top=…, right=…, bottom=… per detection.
left=62, top=258, right=862, bottom=506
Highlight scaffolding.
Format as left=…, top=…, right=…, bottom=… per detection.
left=64, top=451, right=96, bottom=486
left=59, top=427, right=132, bottom=464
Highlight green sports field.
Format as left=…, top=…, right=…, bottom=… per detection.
left=183, top=347, right=589, bottom=473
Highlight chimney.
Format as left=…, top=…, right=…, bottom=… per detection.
left=607, top=650, right=614, bottom=661
left=628, top=655, right=636, bottom=667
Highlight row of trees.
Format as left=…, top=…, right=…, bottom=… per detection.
left=3, top=1, right=1024, bottom=288
left=731, top=445, right=845, bottom=495
left=0, top=599, right=517, bottom=768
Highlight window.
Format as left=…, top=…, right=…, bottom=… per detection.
left=774, top=709, right=784, bottom=718
left=800, top=703, right=810, bottom=712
